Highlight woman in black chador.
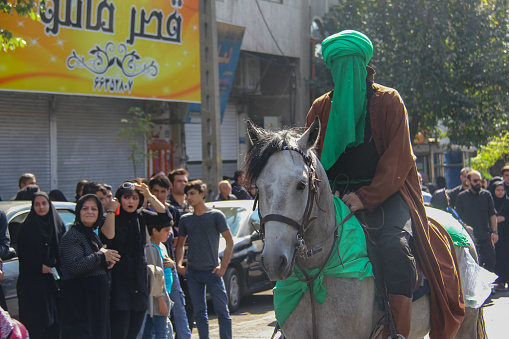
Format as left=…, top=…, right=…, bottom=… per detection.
left=100, top=182, right=171, bottom=339
left=17, top=192, right=66, bottom=339
left=491, top=181, right=509, bottom=290
left=59, top=194, right=121, bottom=339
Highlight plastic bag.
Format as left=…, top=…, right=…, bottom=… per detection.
left=458, top=247, right=497, bottom=308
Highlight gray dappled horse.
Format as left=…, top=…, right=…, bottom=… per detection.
left=246, top=119, right=483, bottom=339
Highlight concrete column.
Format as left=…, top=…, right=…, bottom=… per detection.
left=49, top=95, right=58, bottom=190
left=199, top=0, right=222, bottom=200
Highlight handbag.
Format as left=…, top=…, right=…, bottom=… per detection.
left=139, top=215, right=165, bottom=297
left=146, top=242, right=166, bottom=297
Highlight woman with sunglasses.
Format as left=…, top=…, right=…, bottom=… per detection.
left=100, top=182, right=172, bottom=339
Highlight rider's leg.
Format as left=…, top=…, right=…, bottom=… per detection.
left=375, top=193, right=416, bottom=338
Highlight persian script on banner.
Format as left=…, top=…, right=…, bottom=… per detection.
left=0, top=0, right=201, bottom=102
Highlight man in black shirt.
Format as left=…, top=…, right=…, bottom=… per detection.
left=502, top=165, right=509, bottom=196
left=456, top=170, right=498, bottom=272
left=449, top=167, right=472, bottom=209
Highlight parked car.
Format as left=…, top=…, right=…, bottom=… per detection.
left=205, top=199, right=274, bottom=313
left=0, top=200, right=76, bottom=318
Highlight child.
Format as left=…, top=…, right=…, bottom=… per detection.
left=143, top=222, right=175, bottom=339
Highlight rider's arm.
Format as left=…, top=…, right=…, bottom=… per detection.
left=355, top=89, right=416, bottom=211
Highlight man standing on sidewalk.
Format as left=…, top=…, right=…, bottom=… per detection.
left=456, top=170, right=498, bottom=272
left=449, top=167, right=472, bottom=209
left=176, top=180, right=234, bottom=339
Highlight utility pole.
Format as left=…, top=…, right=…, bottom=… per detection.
left=199, top=0, right=222, bottom=200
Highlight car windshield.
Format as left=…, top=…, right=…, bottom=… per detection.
left=215, top=207, right=250, bottom=236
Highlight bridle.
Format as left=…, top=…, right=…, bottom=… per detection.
left=252, top=145, right=324, bottom=258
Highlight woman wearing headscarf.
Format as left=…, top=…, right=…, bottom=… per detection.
left=100, top=182, right=172, bottom=339
left=490, top=181, right=509, bottom=290
left=306, top=30, right=464, bottom=338
left=16, top=192, right=66, bottom=339
left=59, top=194, right=121, bottom=339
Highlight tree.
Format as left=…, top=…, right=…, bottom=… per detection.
left=0, top=0, right=45, bottom=52
left=117, top=107, right=155, bottom=178
left=313, top=0, right=509, bottom=147
left=470, top=132, right=509, bottom=179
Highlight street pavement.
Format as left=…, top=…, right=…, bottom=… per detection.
left=191, top=288, right=509, bottom=338
left=483, top=288, right=509, bottom=338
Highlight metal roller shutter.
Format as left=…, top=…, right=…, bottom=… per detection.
left=55, top=95, right=145, bottom=200
left=184, top=102, right=239, bottom=180
left=221, top=103, right=239, bottom=162
left=0, top=92, right=51, bottom=200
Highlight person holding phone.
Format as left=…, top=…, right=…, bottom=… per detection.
left=17, top=192, right=66, bottom=339
left=100, top=182, right=172, bottom=339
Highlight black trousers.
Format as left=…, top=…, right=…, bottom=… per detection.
left=357, top=193, right=417, bottom=298
left=110, top=310, right=145, bottom=339
left=477, top=237, right=496, bottom=273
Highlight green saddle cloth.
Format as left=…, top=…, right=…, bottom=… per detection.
left=272, top=196, right=374, bottom=326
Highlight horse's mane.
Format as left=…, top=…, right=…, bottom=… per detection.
left=245, top=124, right=307, bottom=184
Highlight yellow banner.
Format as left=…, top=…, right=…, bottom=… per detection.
left=0, top=0, right=200, bottom=102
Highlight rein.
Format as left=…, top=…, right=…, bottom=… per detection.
left=252, top=145, right=355, bottom=338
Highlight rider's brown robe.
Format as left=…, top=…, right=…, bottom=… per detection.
left=306, top=68, right=465, bottom=339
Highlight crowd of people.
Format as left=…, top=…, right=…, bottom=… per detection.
left=0, top=169, right=255, bottom=339
left=426, top=166, right=509, bottom=291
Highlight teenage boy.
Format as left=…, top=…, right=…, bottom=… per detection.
left=176, top=180, right=234, bottom=339
left=148, top=175, right=192, bottom=339
left=143, top=222, right=174, bottom=339
left=167, top=168, right=195, bottom=331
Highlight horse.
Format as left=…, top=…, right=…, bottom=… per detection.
left=245, top=118, right=484, bottom=339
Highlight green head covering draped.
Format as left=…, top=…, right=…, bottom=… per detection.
left=320, top=30, right=373, bottom=170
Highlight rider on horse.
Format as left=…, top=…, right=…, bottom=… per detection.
left=306, top=30, right=465, bottom=338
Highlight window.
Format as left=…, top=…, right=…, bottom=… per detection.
left=216, top=207, right=250, bottom=236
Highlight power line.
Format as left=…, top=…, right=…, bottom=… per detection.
left=254, top=0, right=290, bottom=65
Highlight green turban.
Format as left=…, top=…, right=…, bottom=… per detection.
left=320, top=30, right=373, bottom=170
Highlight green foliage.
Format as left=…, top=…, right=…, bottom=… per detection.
left=470, top=132, right=509, bottom=179
left=315, top=0, right=509, bottom=147
left=117, top=107, right=155, bottom=177
left=0, top=0, right=45, bottom=52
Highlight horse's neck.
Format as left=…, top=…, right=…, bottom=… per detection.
left=296, top=168, right=337, bottom=271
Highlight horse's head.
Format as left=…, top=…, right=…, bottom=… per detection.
left=246, top=118, right=332, bottom=281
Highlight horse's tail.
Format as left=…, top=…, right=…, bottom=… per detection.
left=476, top=307, right=488, bottom=339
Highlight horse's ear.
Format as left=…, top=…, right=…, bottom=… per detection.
left=246, top=120, right=260, bottom=146
left=297, top=117, right=320, bottom=152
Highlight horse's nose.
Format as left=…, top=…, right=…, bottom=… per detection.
left=261, top=254, right=288, bottom=281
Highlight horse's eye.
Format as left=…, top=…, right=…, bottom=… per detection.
left=297, top=181, right=307, bottom=191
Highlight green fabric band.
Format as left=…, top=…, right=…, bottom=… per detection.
left=425, top=207, right=472, bottom=247
left=272, top=196, right=374, bottom=326
left=320, top=30, right=373, bottom=170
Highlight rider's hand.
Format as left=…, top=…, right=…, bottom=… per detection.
left=342, top=193, right=365, bottom=212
